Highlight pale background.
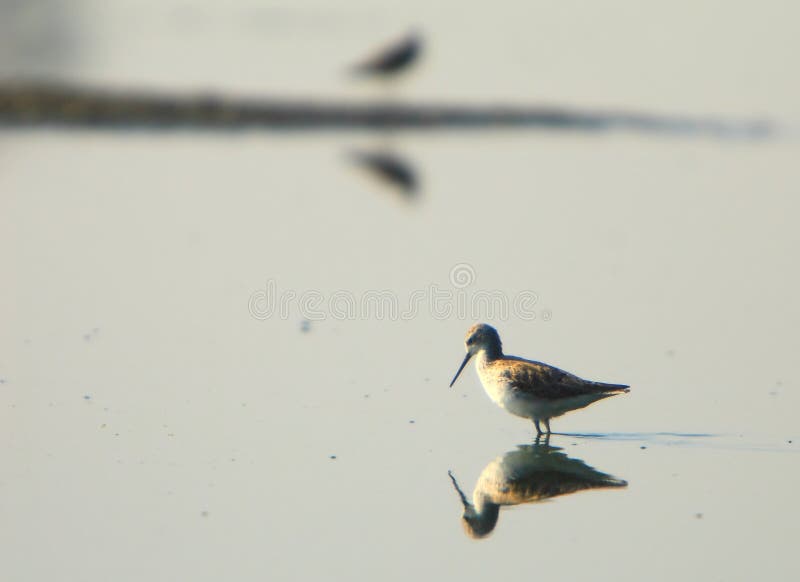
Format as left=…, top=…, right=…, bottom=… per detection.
left=2, top=2, right=799, bottom=581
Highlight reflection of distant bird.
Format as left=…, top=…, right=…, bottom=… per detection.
left=448, top=443, right=627, bottom=539
left=351, top=30, right=422, bottom=78
left=349, top=149, right=419, bottom=197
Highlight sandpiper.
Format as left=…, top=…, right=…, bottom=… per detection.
left=450, top=323, right=629, bottom=435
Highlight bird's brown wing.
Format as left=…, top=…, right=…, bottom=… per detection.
left=494, top=357, right=622, bottom=400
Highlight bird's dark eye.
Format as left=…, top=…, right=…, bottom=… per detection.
left=467, top=337, right=475, bottom=345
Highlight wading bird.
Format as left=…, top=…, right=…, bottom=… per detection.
left=450, top=323, right=629, bottom=435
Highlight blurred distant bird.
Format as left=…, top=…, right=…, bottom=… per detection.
left=349, top=148, right=419, bottom=197
left=351, top=30, right=423, bottom=78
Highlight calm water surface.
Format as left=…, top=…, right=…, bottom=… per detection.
left=2, top=2, right=800, bottom=581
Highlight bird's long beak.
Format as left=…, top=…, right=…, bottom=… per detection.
left=448, top=470, right=470, bottom=510
left=449, top=352, right=472, bottom=388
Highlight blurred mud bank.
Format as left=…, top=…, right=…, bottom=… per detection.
left=0, top=81, right=772, bottom=137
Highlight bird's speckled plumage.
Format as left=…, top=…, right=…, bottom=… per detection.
left=450, top=323, right=629, bottom=435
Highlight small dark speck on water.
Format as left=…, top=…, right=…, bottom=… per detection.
left=789, top=440, right=793, bottom=444
left=83, top=394, right=91, bottom=401
left=329, top=455, right=337, bottom=460
left=201, top=511, right=209, bottom=518
left=695, top=513, right=703, bottom=519
left=640, top=445, right=647, bottom=450
left=300, top=320, right=311, bottom=333
left=363, top=394, right=370, bottom=399
left=409, top=420, right=415, bottom=424
left=83, top=328, right=100, bottom=342
left=0, top=378, right=6, bottom=384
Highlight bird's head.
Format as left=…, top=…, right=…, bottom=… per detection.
left=447, top=470, right=499, bottom=539
left=449, top=323, right=502, bottom=387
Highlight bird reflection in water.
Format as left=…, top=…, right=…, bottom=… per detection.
left=448, top=440, right=627, bottom=538
left=348, top=148, right=419, bottom=199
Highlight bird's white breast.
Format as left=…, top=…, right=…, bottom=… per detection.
left=474, top=353, right=552, bottom=420
left=475, top=353, right=512, bottom=408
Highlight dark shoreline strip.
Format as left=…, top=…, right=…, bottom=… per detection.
left=0, top=82, right=772, bottom=137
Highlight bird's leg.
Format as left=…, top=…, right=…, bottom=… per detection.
left=543, top=418, right=552, bottom=434
left=534, top=419, right=543, bottom=436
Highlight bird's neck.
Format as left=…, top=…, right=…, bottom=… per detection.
left=472, top=493, right=493, bottom=514
left=478, top=344, right=503, bottom=362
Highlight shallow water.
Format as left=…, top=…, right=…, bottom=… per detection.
left=2, top=2, right=800, bottom=582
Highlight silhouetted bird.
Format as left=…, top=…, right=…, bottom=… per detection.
left=351, top=30, right=423, bottom=78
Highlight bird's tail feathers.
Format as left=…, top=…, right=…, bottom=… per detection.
left=593, top=381, right=630, bottom=393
